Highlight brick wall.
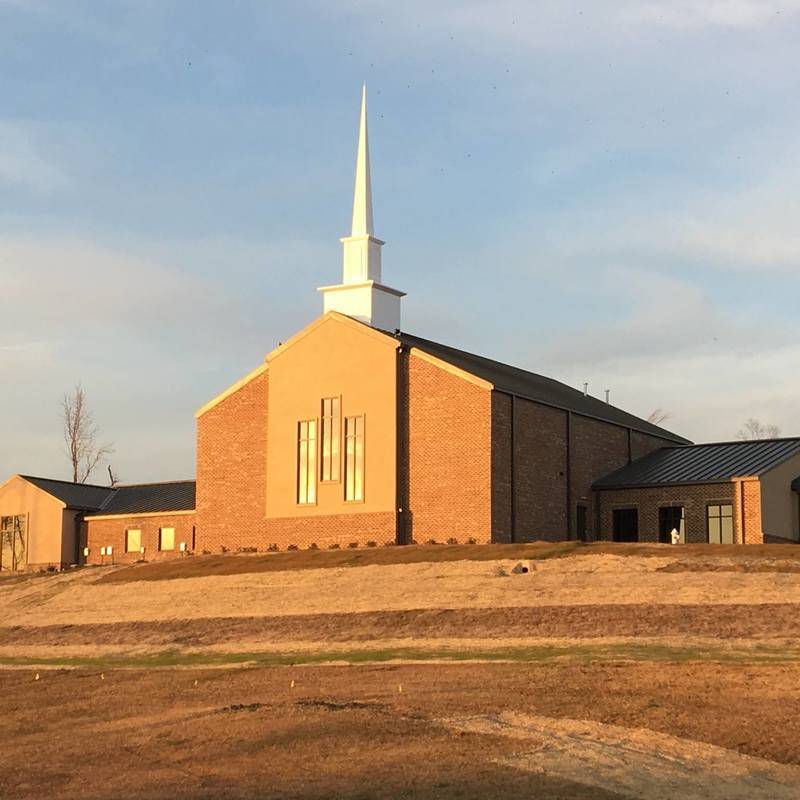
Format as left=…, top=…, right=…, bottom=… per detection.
left=630, top=431, right=679, bottom=461
left=406, top=353, right=492, bottom=544
left=265, top=512, right=396, bottom=550
left=83, top=513, right=196, bottom=565
left=196, top=369, right=269, bottom=552
left=513, top=399, right=569, bottom=542
left=738, top=479, right=764, bottom=544
left=490, top=393, right=513, bottom=543
left=569, top=415, right=632, bottom=540
left=596, top=483, right=735, bottom=543
left=490, top=396, right=673, bottom=542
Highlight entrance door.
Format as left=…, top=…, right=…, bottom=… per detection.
left=658, top=506, right=685, bottom=544
left=576, top=505, right=588, bottom=542
left=612, top=508, right=639, bottom=542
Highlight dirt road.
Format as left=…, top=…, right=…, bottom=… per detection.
left=3, top=662, right=800, bottom=800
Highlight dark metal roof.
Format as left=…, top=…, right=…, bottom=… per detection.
left=18, top=475, right=195, bottom=514
left=594, top=438, right=800, bottom=489
left=20, top=476, right=115, bottom=511
left=396, top=331, right=690, bottom=444
left=87, top=481, right=196, bottom=516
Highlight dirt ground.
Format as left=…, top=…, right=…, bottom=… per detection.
left=2, top=662, right=800, bottom=800
left=4, top=546, right=800, bottom=797
left=7, top=551, right=800, bottom=631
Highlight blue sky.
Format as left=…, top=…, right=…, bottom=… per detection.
left=2, top=0, right=799, bottom=483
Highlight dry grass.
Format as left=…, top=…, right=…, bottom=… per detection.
left=96, top=541, right=800, bottom=583
left=4, top=545, right=800, bottom=797
left=2, top=662, right=800, bottom=799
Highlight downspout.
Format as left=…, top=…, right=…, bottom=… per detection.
left=394, top=341, right=409, bottom=545
left=74, top=513, right=83, bottom=566
left=566, top=411, right=572, bottom=539
left=740, top=480, right=746, bottom=545
left=510, top=394, right=516, bottom=543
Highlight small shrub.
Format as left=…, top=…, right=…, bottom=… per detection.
left=267, top=543, right=279, bottom=552
left=46, top=565, right=57, bottom=572
left=493, top=565, right=508, bottom=578
left=308, top=542, right=319, bottom=550
left=410, top=539, right=418, bottom=545
left=347, top=542, right=359, bottom=549
left=287, top=544, right=299, bottom=551
left=446, top=537, right=459, bottom=545
left=424, top=538, right=439, bottom=546
left=383, top=540, right=396, bottom=547
left=238, top=546, right=258, bottom=553
left=366, top=540, right=377, bottom=548
left=220, top=545, right=229, bottom=554
left=202, top=549, right=211, bottom=555
left=466, top=537, right=477, bottom=545
left=328, top=543, right=341, bottom=550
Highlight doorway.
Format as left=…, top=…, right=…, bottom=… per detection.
left=576, top=505, right=588, bottom=542
left=658, top=506, right=685, bottom=544
left=612, top=508, right=639, bottom=543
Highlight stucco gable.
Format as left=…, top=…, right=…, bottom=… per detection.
left=266, top=312, right=398, bottom=366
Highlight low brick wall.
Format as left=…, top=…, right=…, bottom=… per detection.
left=258, top=512, right=396, bottom=552
left=83, top=513, right=197, bottom=565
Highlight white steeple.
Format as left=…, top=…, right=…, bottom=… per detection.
left=350, top=83, right=374, bottom=239
left=318, top=85, right=405, bottom=331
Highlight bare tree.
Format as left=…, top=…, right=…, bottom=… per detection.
left=60, top=384, right=114, bottom=483
left=737, top=418, right=781, bottom=441
left=107, top=464, right=120, bottom=487
left=647, top=408, right=671, bottom=426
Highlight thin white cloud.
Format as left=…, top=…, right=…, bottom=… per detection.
left=0, top=121, right=67, bottom=193
left=529, top=267, right=800, bottom=441
left=625, top=1, right=800, bottom=30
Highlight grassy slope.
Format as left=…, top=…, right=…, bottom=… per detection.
left=4, top=641, right=800, bottom=669
left=96, top=541, right=800, bottom=584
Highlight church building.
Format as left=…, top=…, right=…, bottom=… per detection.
left=191, top=87, right=689, bottom=552
left=2, top=88, right=799, bottom=570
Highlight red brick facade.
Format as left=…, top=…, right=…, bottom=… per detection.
left=405, top=353, right=493, bottom=545
left=490, top=397, right=676, bottom=542
left=735, top=479, right=764, bottom=544
left=596, top=483, right=736, bottom=543
left=196, top=368, right=270, bottom=552
left=191, top=339, right=690, bottom=552
left=195, top=367, right=397, bottom=552
left=83, top=513, right=196, bottom=565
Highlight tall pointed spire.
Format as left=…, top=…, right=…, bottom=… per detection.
left=350, top=84, right=374, bottom=237
left=317, top=85, right=405, bottom=331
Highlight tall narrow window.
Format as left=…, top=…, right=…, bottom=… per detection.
left=297, top=419, right=318, bottom=505
left=344, top=415, right=365, bottom=502
left=320, top=397, right=341, bottom=482
left=707, top=504, right=733, bottom=544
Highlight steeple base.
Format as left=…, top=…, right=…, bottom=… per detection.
left=318, top=280, right=405, bottom=331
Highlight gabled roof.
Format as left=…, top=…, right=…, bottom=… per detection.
left=594, top=438, right=800, bottom=489
left=395, top=331, right=690, bottom=444
left=20, top=476, right=115, bottom=511
left=17, top=475, right=195, bottom=515
left=86, top=480, right=196, bottom=516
